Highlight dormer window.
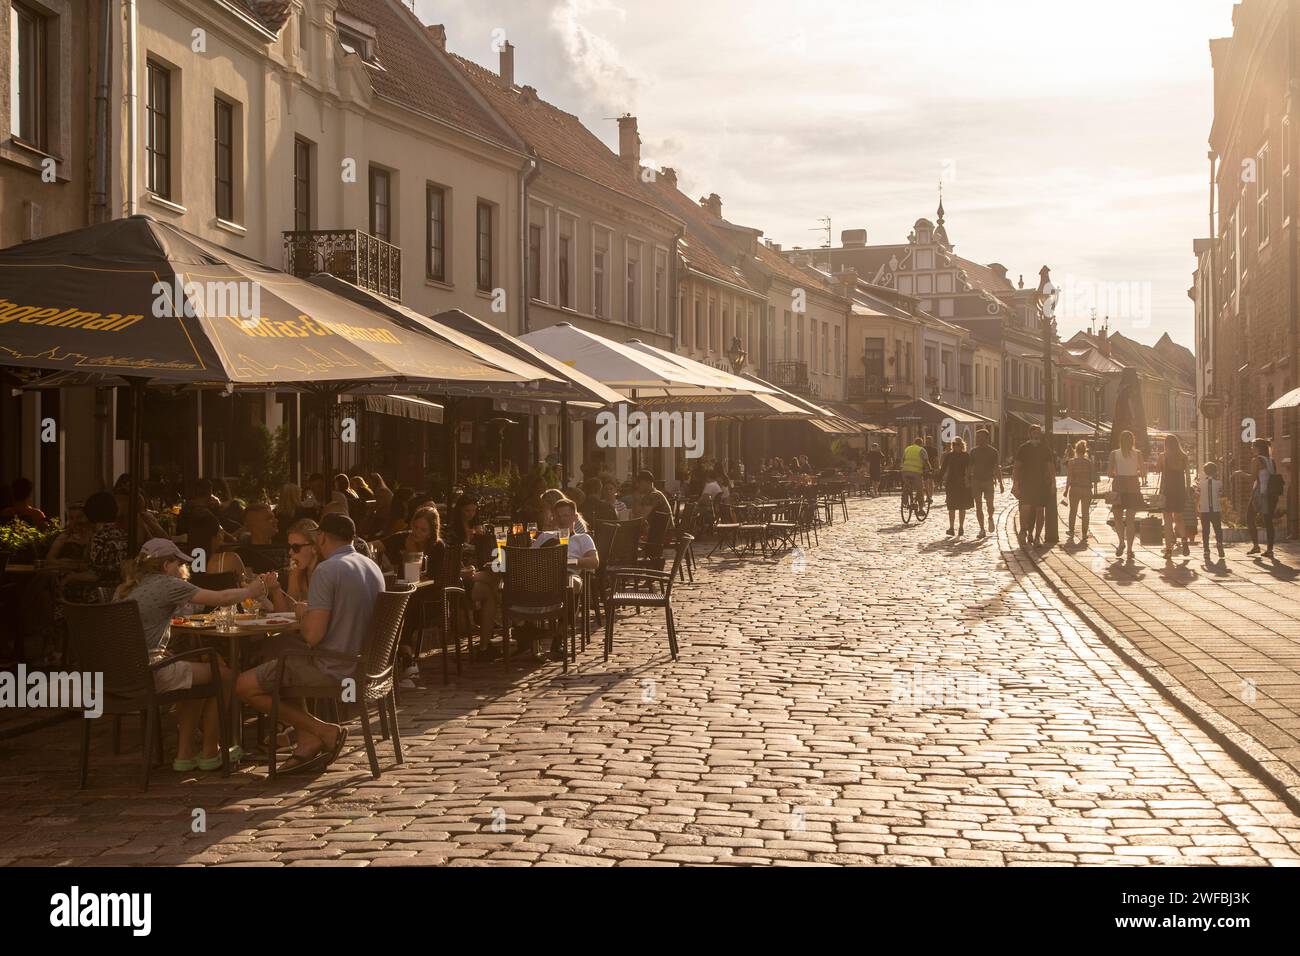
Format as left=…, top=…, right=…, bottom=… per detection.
left=335, top=12, right=380, bottom=65
left=916, top=226, right=931, bottom=244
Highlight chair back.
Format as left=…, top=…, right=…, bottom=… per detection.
left=362, top=587, right=414, bottom=691
left=592, top=521, right=618, bottom=572
left=60, top=601, right=153, bottom=699
left=664, top=534, right=693, bottom=598
left=431, top=543, right=465, bottom=587
left=642, top=509, right=672, bottom=562
left=190, top=571, right=238, bottom=592
left=609, top=519, right=644, bottom=566
left=502, top=545, right=567, bottom=609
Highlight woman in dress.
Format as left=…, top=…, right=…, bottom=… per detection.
left=1157, top=435, right=1191, bottom=559
left=1109, top=430, right=1144, bottom=562
left=937, top=437, right=973, bottom=537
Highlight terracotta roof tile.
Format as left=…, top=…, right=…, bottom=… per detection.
left=232, top=0, right=292, bottom=30
left=334, top=0, right=521, bottom=149
left=640, top=178, right=757, bottom=292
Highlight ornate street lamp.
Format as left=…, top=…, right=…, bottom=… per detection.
left=727, top=337, right=748, bottom=473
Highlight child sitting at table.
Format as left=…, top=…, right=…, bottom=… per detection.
left=115, top=538, right=271, bottom=771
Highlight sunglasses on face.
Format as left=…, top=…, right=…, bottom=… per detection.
left=288, top=543, right=312, bottom=553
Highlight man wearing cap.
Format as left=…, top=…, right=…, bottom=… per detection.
left=235, top=513, right=383, bottom=773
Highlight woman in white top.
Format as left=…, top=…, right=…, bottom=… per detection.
left=1109, top=430, right=1144, bottom=562
left=1248, top=437, right=1278, bottom=558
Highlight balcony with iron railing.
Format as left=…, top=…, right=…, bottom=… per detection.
left=283, top=229, right=402, bottom=301
left=764, top=361, right=813, bottom=397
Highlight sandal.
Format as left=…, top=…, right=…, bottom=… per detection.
left=279, top=749, right=328, bottom=775
left=320, top=727, right=349, bottom=768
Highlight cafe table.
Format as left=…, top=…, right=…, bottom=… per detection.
left=171, top=612, right=300, bottom=756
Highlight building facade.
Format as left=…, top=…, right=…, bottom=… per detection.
left=1201, top=0, right=1299, bottom=528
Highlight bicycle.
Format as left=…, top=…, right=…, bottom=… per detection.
left=900, top=481, right=931, bottom=525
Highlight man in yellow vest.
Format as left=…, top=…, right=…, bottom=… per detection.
left=900, top=435, right=930, bottom=506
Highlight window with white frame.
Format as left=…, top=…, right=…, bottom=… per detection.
left=822, top=321, right=829, bottom=373
left=558, top=217, right=574, bottom=308
left=625, top=240, right=640, bottom=324
left=529, top=222, right=544, bottom=301
left=654, top=249, right=667, bottom=331
left=809, top=320, right=817, bottom=372
left=593, top=227, right=610, bottom=317
left=834, top=326, right=841, bottom=377
left=1258, top=144, right=1271, bottom=247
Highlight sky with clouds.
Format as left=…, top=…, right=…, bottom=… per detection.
left=419, top=0, right=1237, bottom=348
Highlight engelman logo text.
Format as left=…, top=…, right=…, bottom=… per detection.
left=595, top=406, right=705, bottom=459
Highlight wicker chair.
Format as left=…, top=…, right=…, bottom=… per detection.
left=264, top=586, right=413, bottom=780
left=61, top=601, right=230, bottom=790
left=603, top=534, right=692, bottom=662
left=669, top=503, right=700, bottom=582
left=500, top=544, right=572, bottom=669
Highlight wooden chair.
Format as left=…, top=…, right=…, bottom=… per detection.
left=61, top=601, right=230, bottom=790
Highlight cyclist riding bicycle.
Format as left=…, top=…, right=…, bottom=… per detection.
left=900, top=436, right=930, bottom=507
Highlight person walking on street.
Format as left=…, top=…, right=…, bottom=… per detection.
left=1157, top=435, right=1191, bottom=560
left=938, top=437, right=973, bottom=537
left=1247, top=437, right=1282, bottom=559
left=968, top=429, right=1002, bottom=539
left=1065, top=440, right=1094, bottom=543
left=1199, top=461, right=1226, bottom=562
left=1013, top=426, right=1054, bottom=547
left=1109, top=430, right=1144, bottom=563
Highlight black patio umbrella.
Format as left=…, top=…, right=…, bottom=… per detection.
left=0, top=215, right=544, bottom=550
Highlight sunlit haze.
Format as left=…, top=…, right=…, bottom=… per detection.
left=426, top=0, right=1236, bottom=347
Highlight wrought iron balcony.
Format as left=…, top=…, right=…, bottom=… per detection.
left=283, top=229, right=402, bottom=301
left=764, top=361, right=812, bottom=396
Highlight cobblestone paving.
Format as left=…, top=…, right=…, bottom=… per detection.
left=2, top=494, right=1299, bottom=866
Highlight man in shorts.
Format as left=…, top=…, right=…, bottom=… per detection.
left=968, top=429, right=1003, bottom=538
left=235, top=513, right=383, bottom=773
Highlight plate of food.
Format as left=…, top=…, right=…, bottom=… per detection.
left=244, top=614, right=297, bottom=627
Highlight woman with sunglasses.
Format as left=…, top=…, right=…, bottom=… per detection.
left=265, top=519, right=320, bottom=612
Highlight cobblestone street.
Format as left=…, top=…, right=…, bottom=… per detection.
left=2, top=494, right=1299, bottom=866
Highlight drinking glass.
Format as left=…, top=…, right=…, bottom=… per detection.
left=495, top=526, right=508, bottom=550
left=527, top=522, right=538, bottom=540
left=559, top=531, right=570, bottom=547
left=512, top=522, right=523, bottom=536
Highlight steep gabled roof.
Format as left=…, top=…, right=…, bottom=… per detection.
left=641, top=177, right=757, bottom=293
left=756, top=243, right=838, bottom=295
left=449, top=51, right=657, bottom=207
left=334, top=0, right=522, bottom=149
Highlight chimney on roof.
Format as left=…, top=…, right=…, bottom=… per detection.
left=498, top=41, right=515, bottom=90
left=768, top=241, right=782, bottom=253
left=841, top=229, right=868, bottom=248
left=988, top=262, right=1008, bottom=283
left=519, top=85, right=538, bottom=105
left=700, top=193, right=722, bottom=218
left=426, top=24, right=447, bottom=50
left=659, top=167, right=677, bottom=188
left=1098, top=320, right=1111, bottom=357
left=617, top=114, right=640, bottom=170
left=836, top=267, right=860, bottom=286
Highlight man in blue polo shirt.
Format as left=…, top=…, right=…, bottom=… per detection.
left=235, top=513, right=383, bottom=774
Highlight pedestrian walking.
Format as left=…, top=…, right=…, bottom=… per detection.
left=1064, top=440, right=1094, bottom=542
left=1157, top=435, right=1191, bottom=560
left=1109, top=430, right=1143, bottom=563
left=938, top=436, right=973, bottom=537
left=969, top=429, right=1003, bottom=539
left=1199, top=461, right=1225, bottom=561
left=1247, top=437, right=1283, bottom=559
left=1013, top=425, right=1054, bottom=547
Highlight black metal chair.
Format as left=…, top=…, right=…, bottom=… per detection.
left=416, top=545, right=468, bottom=684
left=501, top=544, right=573, bottom=670
left=61, top=601, right=230, bottom=790
left=603, top=534, right=692, bottom=662
left=265, top=586, right=413, bottom=780
left=670, top=503, right=700, bottom=581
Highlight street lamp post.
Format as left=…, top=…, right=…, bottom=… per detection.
left=728, top=337, right=748, bottom=474
left=1039, top=265, right=1059, bottom=546
left=882, top=380, right=894, bottom=454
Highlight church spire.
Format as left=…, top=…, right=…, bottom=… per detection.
left=933, top=181, right=950, bottom=248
